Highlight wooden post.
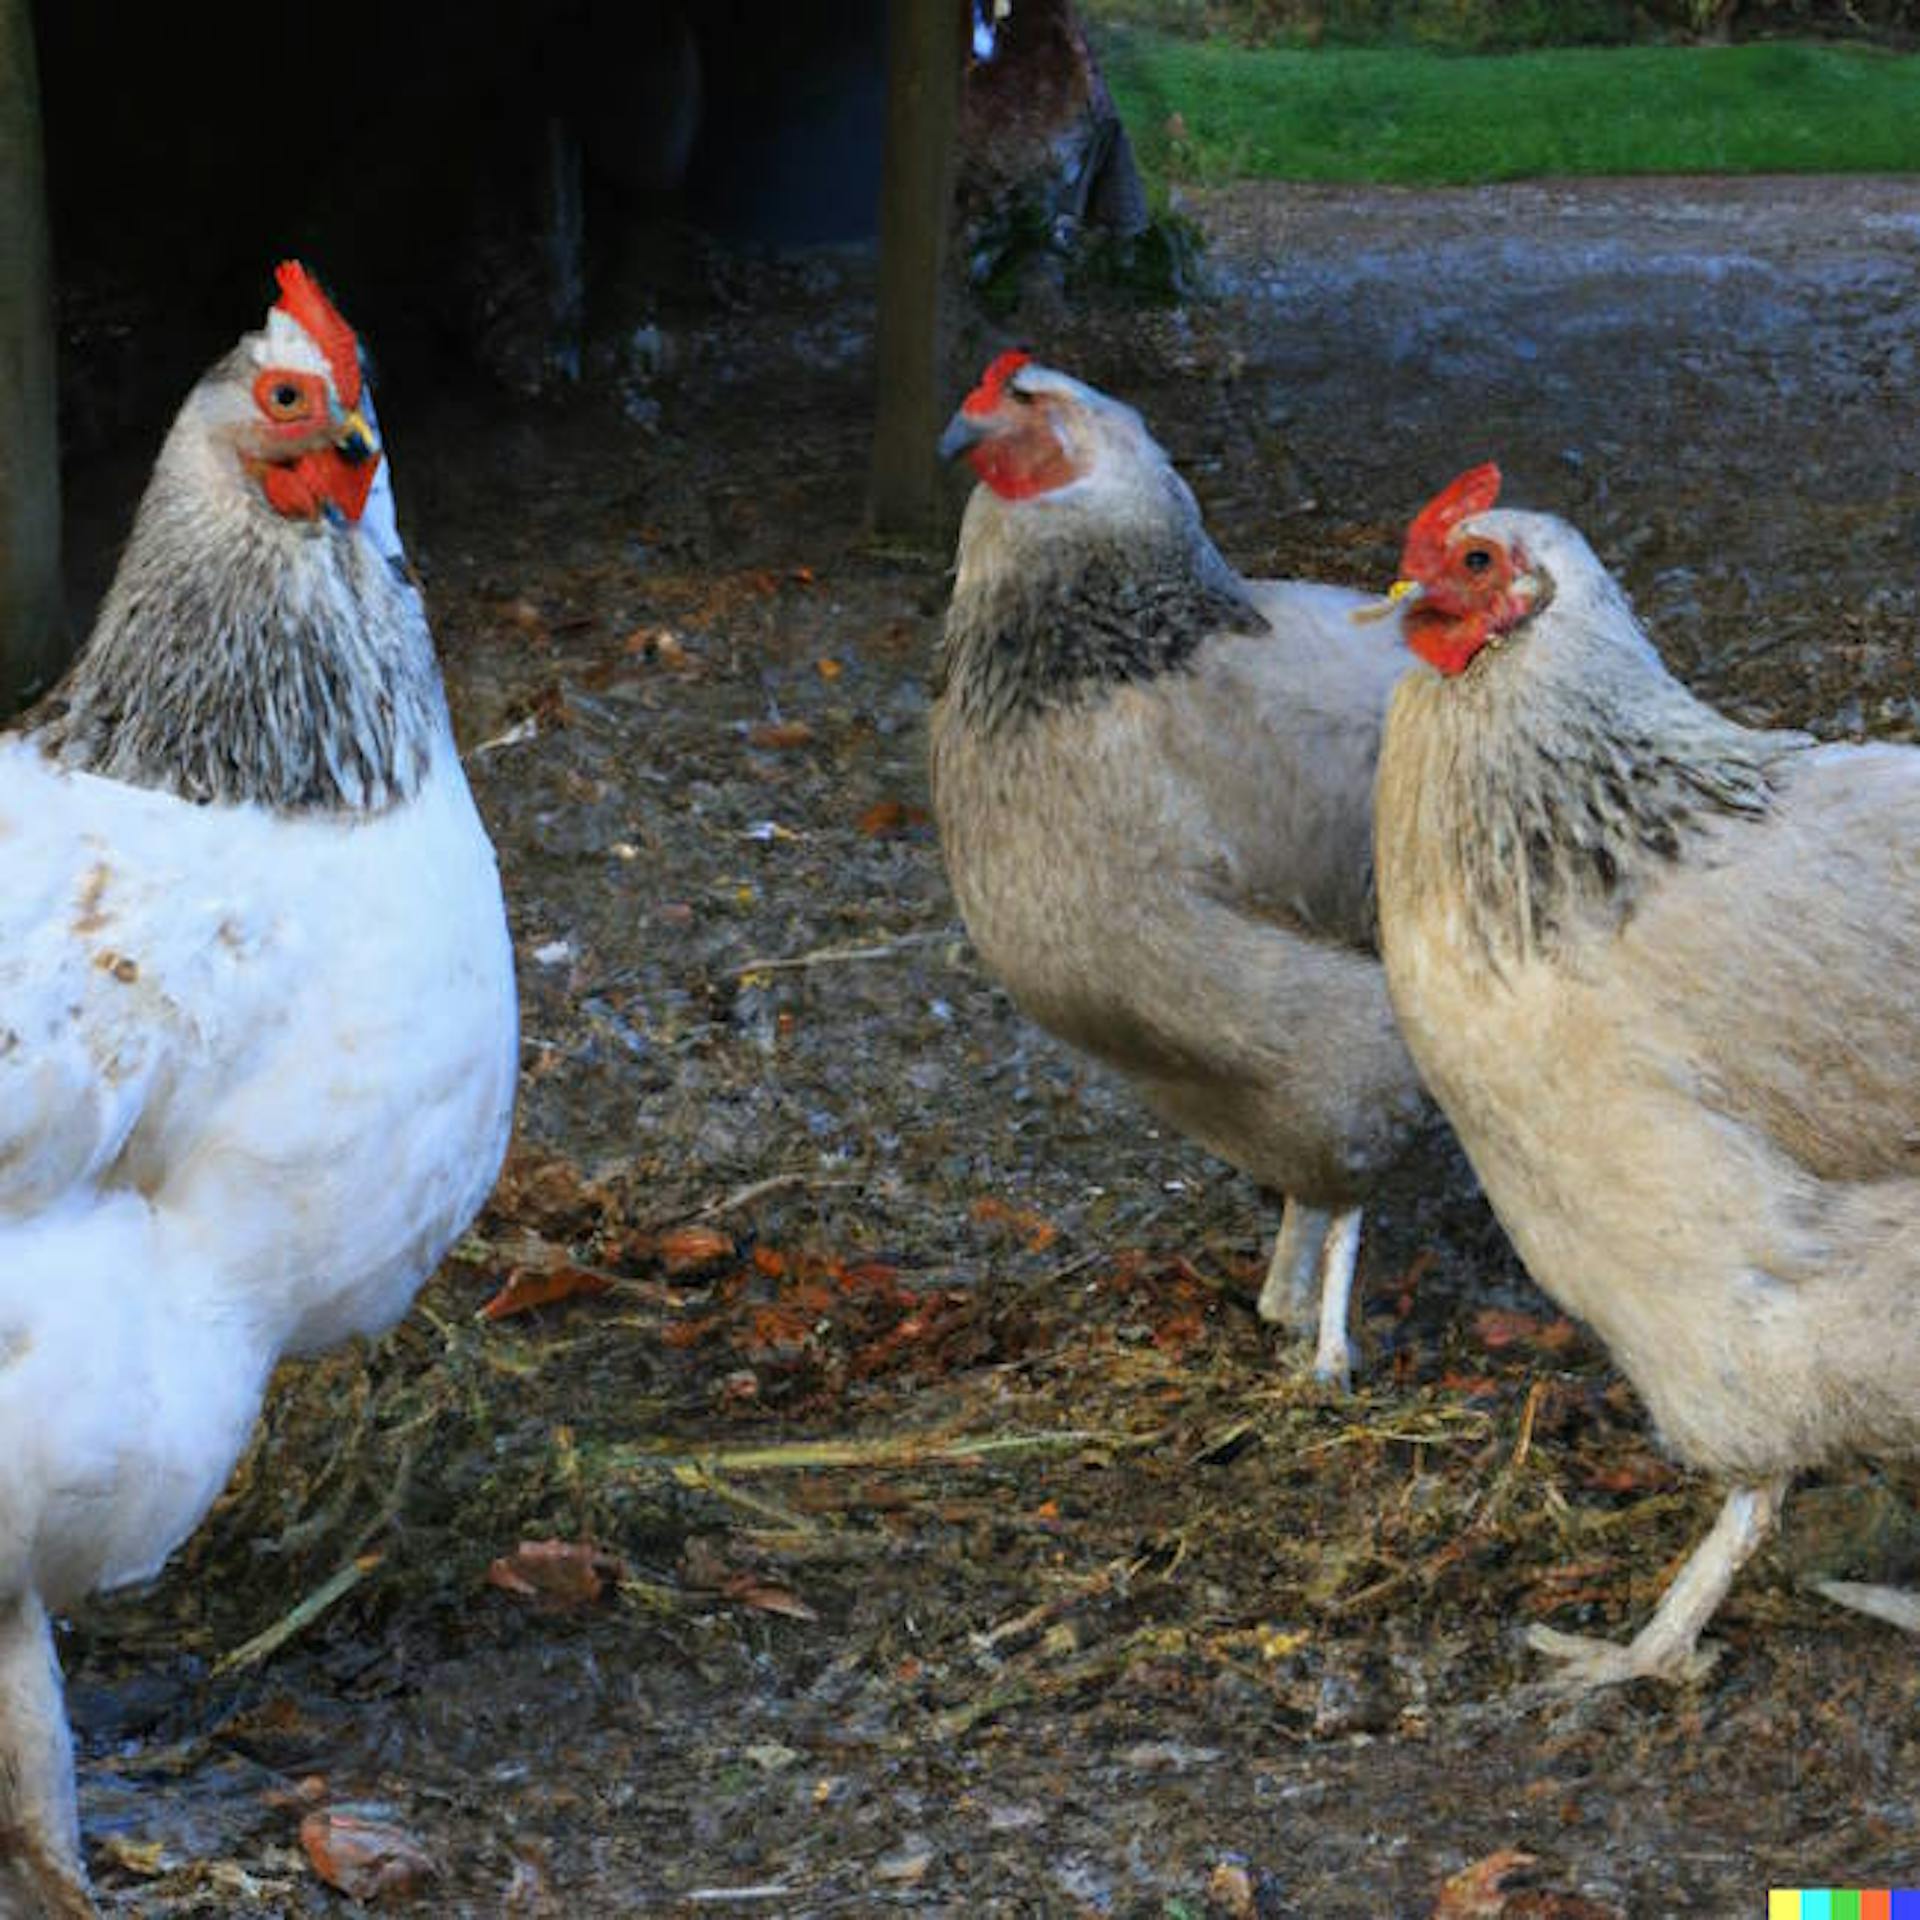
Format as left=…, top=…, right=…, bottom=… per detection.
left=868, top=0, right=966, bottom=543
left=0, top=0, right=62, bottom=710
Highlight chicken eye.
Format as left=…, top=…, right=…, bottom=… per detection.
left=255, top=373, right=313, bottom=422
left=1462, top=546, right=1494, bottom=574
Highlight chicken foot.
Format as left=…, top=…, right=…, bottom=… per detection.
left=0, top=1594, right=93, bottom=1919
left=1255, top=1200, right=1359, bottom=1390
left=1528, top=1477, right=1787, bottom=1695
left=1811, top=1579, right=1920, bottom=1635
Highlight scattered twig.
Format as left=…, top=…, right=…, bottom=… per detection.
left=1296, top=1411, right=1494, bottom=1457
left=684, top=1171, right=864, bottom=1221
left=933, top=1676, right=1035, bottom=1741
left=604, top=1428, right=1122, bottom=1481
left=729, top=930, right=954, bottom=977
left=1035, top=1244, right=1109, bottom=1288
left=971, top=1548, right=1159, bottom=1656
left=1511, top=1378, right=1549, bottom=1470
left=213, top=1552, right=382, bottom=1676
left=1320, top=1395, right=1541, bottom=1619
left=466, top=715, right=541, bottom=758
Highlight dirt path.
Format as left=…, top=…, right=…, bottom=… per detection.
left=66, top=178, right=1920, bottom=1916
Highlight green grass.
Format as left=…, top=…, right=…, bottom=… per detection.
left=1098, top=30, right=1920, bottom=186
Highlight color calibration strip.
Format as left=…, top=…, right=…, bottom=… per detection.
left=1769, top=1895, right=1920, bottom=1919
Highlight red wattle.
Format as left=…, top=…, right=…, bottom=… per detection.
left=1404, top=606, right=1491, bottom=677
left=966, top=434, right=1076, bottom=501
left=261, top=446, right=381, bottom=523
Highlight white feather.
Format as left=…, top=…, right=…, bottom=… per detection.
left=0, top=731, right=517, bottom=1607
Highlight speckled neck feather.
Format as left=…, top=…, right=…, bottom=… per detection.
left=1404, top=608, right=1801, bottom=965
left=939, top=518, right=1267, bottom=734
left=22, top=378, right=443, bottom=815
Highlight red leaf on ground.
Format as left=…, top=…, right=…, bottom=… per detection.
left=660, top=1313, right=719, bottom=1349
left=480, top=1262, right=614, bottom=1320
left=856, top=798, right=930, bottom=838
left=1473, top=1309, right=1577, bottom=1353
left=1435, top=1850, right=1539, bottom=1917
left=1151, top=1309, right=1207, bottom=1355
left=655, top=1224, right=736, bottom=1274
left=300, top=1808, right=436, bottom=1901
left=741, top=1303, right=821, bottom=1363
left=485, top=1539, right=627, bottom=1610
left=970, top=1196, right=1059, bottom=1252
left=1579, top=1451, right=1678, bottom=1494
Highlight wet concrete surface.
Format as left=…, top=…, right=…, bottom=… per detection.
left=56, top=176, right=1920, bottom=1915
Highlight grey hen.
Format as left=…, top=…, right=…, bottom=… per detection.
left=929, top=352, right=1438, bottom=1385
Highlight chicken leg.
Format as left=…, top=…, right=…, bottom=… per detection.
left=0, top=1593, right=93, bottom=1918
left=1811, top=1579, right=1920, bottom=1635
left=1527, top=1478, right=1786, bottom=1695
left=1256, top=1198, right=1328, bottom=1332
left=1255, top=1199, right=1359, bottom=1390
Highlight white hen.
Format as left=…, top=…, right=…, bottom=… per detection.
left=0, top=263, right=517, bottom=1915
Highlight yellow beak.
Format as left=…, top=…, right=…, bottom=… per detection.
left=336, top=408, right=379, bottom=464
left=1351, top=578, right=1423, bottom=626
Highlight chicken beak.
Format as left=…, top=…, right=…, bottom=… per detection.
left=335, top=408, right=380, bottom=466
left=1351, top=579, right=1423, bottom=626
left=937, top=409, right=988, bottom=464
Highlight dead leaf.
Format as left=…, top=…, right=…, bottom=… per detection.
left=486, top=1539, right=627, bottom=1611
left=856, top=798, right=930, bottom=838
left=722, top=1572, right=820, bottom=1621
left=480, top=1262, right=615, bottom=1320
left=655, top=1224, right=736, bottom=1274
left=1473, top=1309, right=1577, bottom=1354
left=1151, top=1308, right=1207, bottom=1355
left=1207, top=1860, right=1258, bottom=1920
left=748, top=720, right=814, bottom=750
left=1579, top=1452, right=1677, bottom=1494
left=486, top=1153, right=608, bottom=1233
left=300, top=1808, right=436, bottom=1901
left=1433, top=1852, right=1617, bottom=1919
left=1435, top=1850, right=1538, bottom=1918
left=622, top=626, right=696, bottom=670
left=969, top=1196, right=1058, bottom=1252
left=97, top=1836, right=170, bottom=1878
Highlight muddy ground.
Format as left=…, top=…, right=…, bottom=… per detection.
left=57, top=177, right=1920, bottom=1915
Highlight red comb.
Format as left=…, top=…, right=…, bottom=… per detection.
left=961, top=349, right=1034, bottom=417
left=1401, top=463, right=1502, bottom=581
left=273, top=260, right=362, bottom=409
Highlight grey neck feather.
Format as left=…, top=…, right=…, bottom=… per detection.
left=21, top=419, right=444, bottom=815
left=1417, top=591, right=1804, bottom=964
left=938, top=471, right=1267, bottom=734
